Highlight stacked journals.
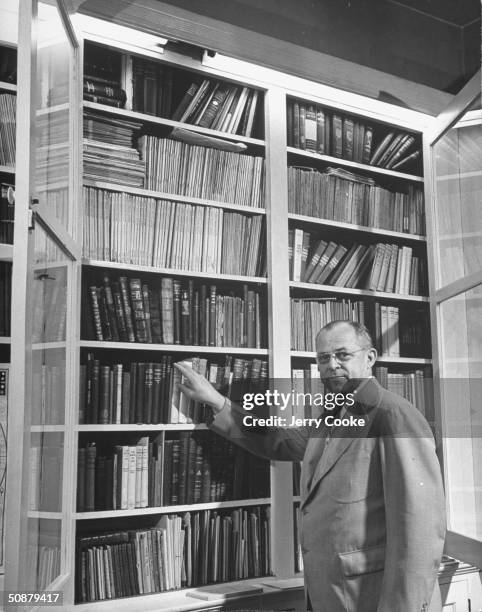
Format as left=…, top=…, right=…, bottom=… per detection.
left=85, top=276, right=264, bottom=348
left=83, top=187, right=265, bottom=275
left=290, top=297, right=430, bottom=357
left=83, top=114, right=145, bottom=186
left=140, top=137, right=265, bottom=207
left=288, top=166, right=425, bottom=234
left=79, top=355, right=268, bottom=425
left=289, top=230, right=426, bottom=295
left=77, top=431, right=269, bottom=511
left=0, top=93, right=15, bottom=166
left=76, top=506, right=271, bottom=601
left=287, top=98, right=421, bottom=171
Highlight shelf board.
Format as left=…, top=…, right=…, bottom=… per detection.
left=32, top=342, right=66, bottom=351
left=79, top=341, right=268, bottom=355
left=28, top=511, right=62, bottom=520
left=288, top=213, right=426, bottom=242
left=0, top=164, right=15, bottom=175
left=77, top=423, right=208, bottom=432
left=0, top=81, right=17, bottom=92
left=73, top=575, right=282, bottom=612
left=436, top=171, right=481, bottom=182
left=83, top=259, right=267, bottom=283
left=291, top=350, right=432, bottom=364
left=290, top=281, right=429, bottom=302
left=287, top=146, right=424, bottom=182
left=0, top=337, right=10, bottom=344
left=31, top=425, right=65, bottom=433
left=76, top=497, right=271, bottom=520
left=83, top=101, right=266, bottom=148
left=0, top=243, right=13, bottom=261
left=36, top=102, right=69, bottom=116
left=83, top=180, right=266, bottom=214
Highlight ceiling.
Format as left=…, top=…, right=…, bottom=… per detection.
left=158, top=0, right=481, bottom=94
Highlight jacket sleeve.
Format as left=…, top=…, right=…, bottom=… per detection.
left=208, top=398, right=308, bottom=462
left=376, top=403, right=446, bottom=612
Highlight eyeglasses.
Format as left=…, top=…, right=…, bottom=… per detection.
left=316, top=347, right=368, bottom=365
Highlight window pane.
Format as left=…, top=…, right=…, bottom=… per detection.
left=440, top=285, right=482, bottom=540
left=434, top=116, right=482, bottom=288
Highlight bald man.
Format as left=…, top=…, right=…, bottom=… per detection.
left=176, top=320, right=446, bottom=612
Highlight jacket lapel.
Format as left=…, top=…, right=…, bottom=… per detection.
left=301, top=378, right=383, bottom=509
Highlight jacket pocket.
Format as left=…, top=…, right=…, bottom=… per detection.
left=338, top=544, right=385, bottom=576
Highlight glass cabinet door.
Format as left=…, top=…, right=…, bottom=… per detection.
left=6, top=0, right=81, bottom=606
left=426, top=74, right=481, bottom=568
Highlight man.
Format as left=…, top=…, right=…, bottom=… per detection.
left=176, top=320, right=446, bottom=612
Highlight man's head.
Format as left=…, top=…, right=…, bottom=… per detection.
left=315, top=321, right=377, bottom=392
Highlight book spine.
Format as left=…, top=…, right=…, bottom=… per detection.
left=119, top=277, right=136, bottom=342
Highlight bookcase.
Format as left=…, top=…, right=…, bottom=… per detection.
left=5, top=2, right=481, bottom=610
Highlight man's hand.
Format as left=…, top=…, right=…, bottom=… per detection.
left=174, top=361, right=226, bottom=414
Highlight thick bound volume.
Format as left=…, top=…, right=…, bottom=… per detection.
left=76, top=506, right=271, bottom=602
left=85, top=275, right=264, bottom=348
left=0, top=183, right=15, bottom=244
left=77, top=431, right=269, bottom=511
left=79, top=354, right=268, bottom=425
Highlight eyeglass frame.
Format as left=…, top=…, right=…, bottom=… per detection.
left=315, top=346, right=371, bottom=365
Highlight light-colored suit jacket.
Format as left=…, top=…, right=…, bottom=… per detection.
left=209, top=377, right=446, bottom=612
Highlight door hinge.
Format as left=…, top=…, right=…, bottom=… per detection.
left=28, top=198, right=39, bottom=230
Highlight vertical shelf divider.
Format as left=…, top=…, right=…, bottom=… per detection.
left=265, top=85, right=295, bottom=577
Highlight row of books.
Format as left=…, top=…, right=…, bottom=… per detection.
left=85, top=275, right=264, bottom=348
left=0, top=93, right=15, bottom=166
left=290, top=365, right=432, bottom=417
left=76, top=506, right=271, bottom=601
left=287, top=99, right=373, bottom=162
left=170, top=77, right=260, bottom=138
left=140, top=136, right=265, bottom=208
left=84, top=112, right=140, bottom=148
left=28, top=544, right=60, bottom=592
left=31, top=362, right=65, bottom=426
left=0, top=183, right=14, bottom=244
left=32, top=266, right=67, bottom=343
left=287, top=99, right=421, bottom=171
left=84, top=77, right=127, bottom=108
left=77, top=432, right=269, bottom=512
left=132, top=56, right=173, bottom=117
left=289, top=230, right=427, bottom=295
left=82, top=187, right=266, bottom=276
left=79, top=354, right=268, bottom=425
left=374, top=366, right=434, bottom=419
left=0, top=262, right=11, bottom=336
left=288, top=166, right=425, bottom=235
left=29, top=445, right=62, bottom=512
left=290, top=297, right=430, bottom=357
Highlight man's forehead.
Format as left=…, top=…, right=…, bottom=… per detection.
left=316, top=325, right=358, bottom=349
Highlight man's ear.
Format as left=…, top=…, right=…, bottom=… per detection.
left=367, top=347, right=377, bottom=369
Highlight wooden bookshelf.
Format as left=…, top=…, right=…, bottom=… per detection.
left=9, top=8, right=481, bottom=610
